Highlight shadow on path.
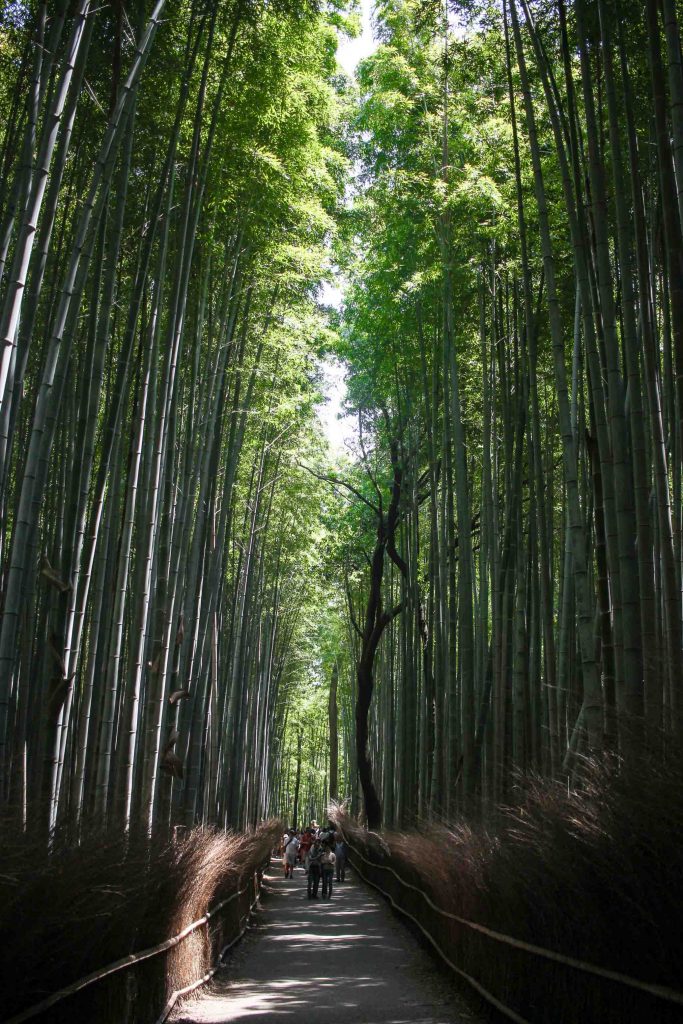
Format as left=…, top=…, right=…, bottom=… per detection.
left=171, top=860, right=482, bottom=1024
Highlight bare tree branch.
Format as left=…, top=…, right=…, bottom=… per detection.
left=358, top=409, right=383, bottom=510
left=298, top=462, right=381, bottom=515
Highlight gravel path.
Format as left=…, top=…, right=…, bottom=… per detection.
left=172, top=859, right=483, bottom=1024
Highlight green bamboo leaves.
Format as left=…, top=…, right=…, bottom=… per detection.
left=334, top=0, right=683, bottom=826
left=0, top=0, right=347, bottom=837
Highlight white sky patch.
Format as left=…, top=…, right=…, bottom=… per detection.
left=317, top=281, right=352, bottom=456
left=319, top=280, right=343, bottom=308
left=316, top=2, right=378, bottom=456
left=316, top=355, right=357, bottom=455
left=336, top=0, right=376, bottom=78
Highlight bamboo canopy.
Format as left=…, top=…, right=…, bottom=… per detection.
left=0, top=0, right=682, bottom=837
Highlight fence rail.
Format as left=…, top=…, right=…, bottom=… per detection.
left=339, top=826, right=683, bottom=1021
left=154, top=878, right=265, bottom=1024
left=2, top=860, right=269, bottom=1024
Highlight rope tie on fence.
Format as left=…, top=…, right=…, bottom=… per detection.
left=2, top=862, right=267, bottom=1024
left=340, top=828, right=683, bottom=1011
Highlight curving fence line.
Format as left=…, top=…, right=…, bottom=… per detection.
left=2, top=862, right=269, bottom=1024
left=154, top=879, right=264, bottom=1024
left=338, top=825, right=683, bottom=1023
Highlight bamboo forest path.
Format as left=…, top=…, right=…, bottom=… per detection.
left=171, top=860, right=483, bottom=1024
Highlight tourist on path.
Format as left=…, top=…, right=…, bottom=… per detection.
left=307, top=840, right=323, bottom=898
left=283, top=830, right=299, bottom=878
left=335, top=837, right=347, bottom=882
left=299, top=827, right=314, bottom=866
left=320, top=844, right=335, bottom=899
left=318, top=821, right=335, bottom=846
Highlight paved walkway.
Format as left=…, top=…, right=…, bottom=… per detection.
left=172, top=860, right=482, bottom=1024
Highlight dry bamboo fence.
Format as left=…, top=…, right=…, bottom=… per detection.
left=1, top=823, right=281, bottom=1024
left=336, top=821, right=683, bottom=1024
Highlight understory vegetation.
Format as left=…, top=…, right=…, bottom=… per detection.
left=0, top=819, right=279, bottom=1022
left=335, top=757, right=683, bottom=1023
left=334, top=0, right=683, bottom=828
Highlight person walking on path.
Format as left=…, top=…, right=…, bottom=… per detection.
left=307, top=840, right=323, bottom=898
left=283, top=830, right=299, bottom=879
left=334, top=838, right=347, bottom=882
left=319, top=821, right=335, bottom=846
left=320, top=843, right=335, bottom=899
left=299, top=827, right=314, bottom=867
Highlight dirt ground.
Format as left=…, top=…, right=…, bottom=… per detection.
left=171, top=859, right=485, bottom=1024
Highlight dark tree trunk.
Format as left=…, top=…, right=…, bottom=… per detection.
left=349, top=431, right=406, bottom=830
left=329, top=662, right=339, bottom=801
left=356, top=658, right=382, bottom=829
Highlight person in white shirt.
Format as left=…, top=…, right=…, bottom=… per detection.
left=283, top=831, right=299, bottom=878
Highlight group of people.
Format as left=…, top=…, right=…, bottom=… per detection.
left=280, top=820, right=348, bottom=900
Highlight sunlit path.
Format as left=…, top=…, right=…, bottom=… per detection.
left=171, top=860, right=481, bottom=1024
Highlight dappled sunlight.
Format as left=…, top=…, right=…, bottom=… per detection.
left=177, top=974, right=397, bottom=1022
left=173, top=867, right=470, bottom=1024
left=176, top=978, right=376, bottom=1019
left=268, top=932, right=381, bottom=942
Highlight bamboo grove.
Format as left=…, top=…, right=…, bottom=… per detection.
left=334, top=0, right=683, bottom=828
left=3, top=0, right=683, bottom=842
left=0, top=0, right=351, bottom=836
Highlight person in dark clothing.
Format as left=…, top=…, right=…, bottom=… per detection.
left=320, top=844, right=335, bottom=899
left=334, top=838, right=347, bottom=882
left=318, top=823, right=335, bottom=846
left=307, top=841, right=323, bottom=898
